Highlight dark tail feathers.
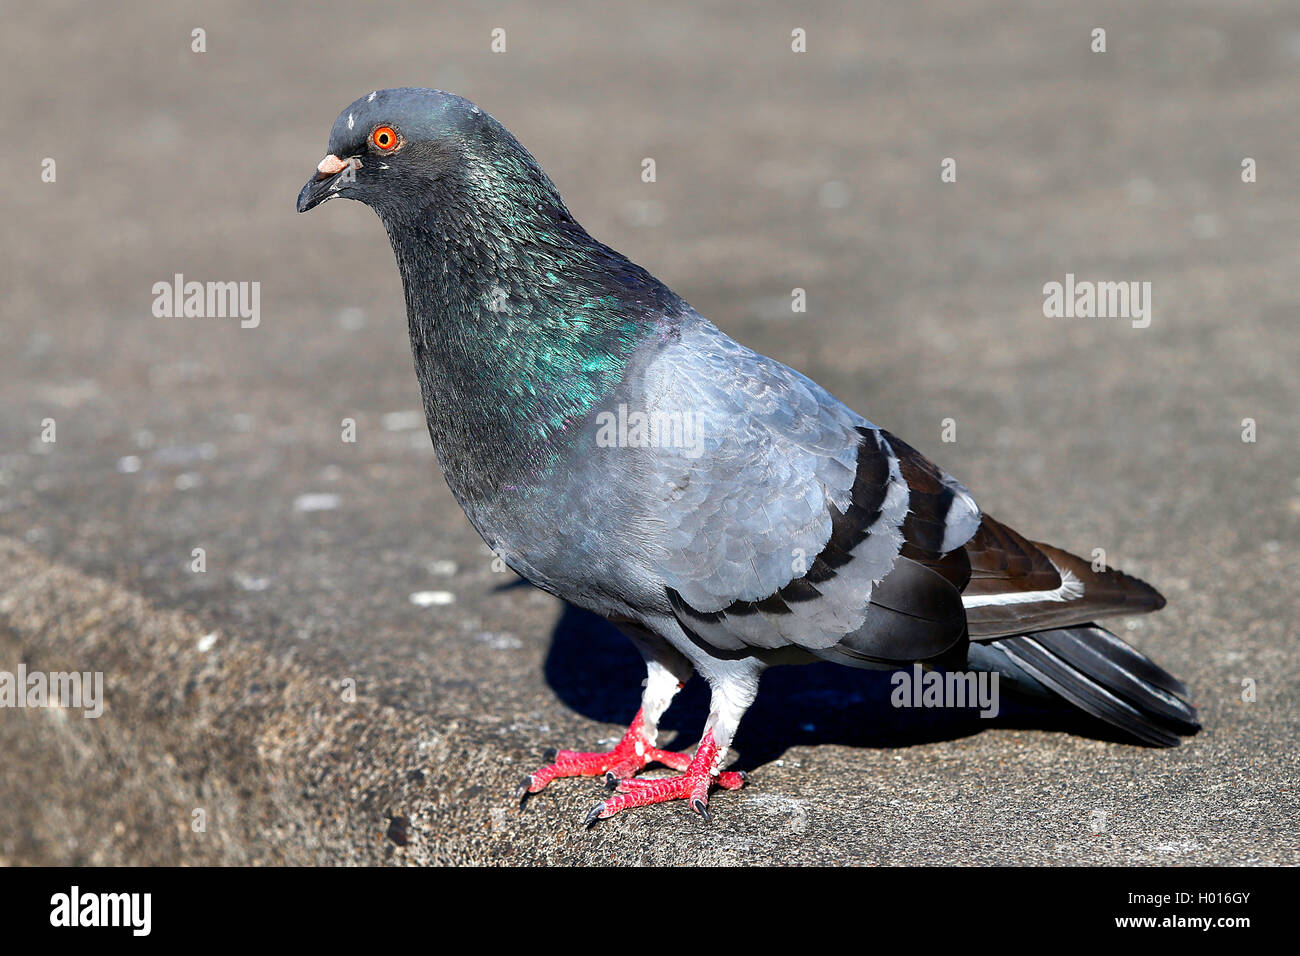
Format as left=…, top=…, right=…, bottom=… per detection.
left=971, top=624, right=1200, bottom=747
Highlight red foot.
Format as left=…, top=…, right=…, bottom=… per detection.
left=518, top=709, right=683, bottom=798
left=516, top=712, right=745, bottom=819
left=583, top=730, right=743, bottom=825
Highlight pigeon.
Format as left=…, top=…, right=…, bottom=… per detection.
left=298, top=88, right=1199, bottom=826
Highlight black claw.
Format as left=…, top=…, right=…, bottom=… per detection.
left=584, top=803, right=606, bottom=828
left=691, top=798, right=711, bottom=824
left=516, top=776, right=534, bottom=806
left=542, top=747, right=558, bottom=763
left=737, top=771, right=748, bottom=782
left=604, top=772, right=619, bottom=791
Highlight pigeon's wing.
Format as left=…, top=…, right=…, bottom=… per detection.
left=872, top=428, right=1165, bottom=638
left=958, top=515, right=1166, bottom=638
left=641, top=324, right=980, bottom=662
left=852, top=430, right=1165, bottom=639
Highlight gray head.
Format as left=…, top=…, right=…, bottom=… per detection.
left=296, top=87, right=563, bottom=223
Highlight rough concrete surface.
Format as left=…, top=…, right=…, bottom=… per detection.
left=1, top=1, right=1297, bottom=865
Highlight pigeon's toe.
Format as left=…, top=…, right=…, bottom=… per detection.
left=582, top=730, right=744, bottom=826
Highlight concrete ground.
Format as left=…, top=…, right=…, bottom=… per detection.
left=1, top=0, right=1297, bottom=865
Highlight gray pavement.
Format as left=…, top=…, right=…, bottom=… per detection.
left=1, top=0, right=1297, bottom=865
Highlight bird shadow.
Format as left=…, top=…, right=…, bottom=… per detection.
left=541, top=601, right=1131, bottom=772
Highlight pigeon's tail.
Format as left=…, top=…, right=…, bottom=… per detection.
left=967, top=624, right=1200, bottom=747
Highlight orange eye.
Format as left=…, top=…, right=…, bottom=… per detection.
left=371, top=126, right=399, bottom=151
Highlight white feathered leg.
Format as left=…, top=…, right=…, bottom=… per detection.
left=518, top=626, right=705, bottom=800
left=583, top=656, right=759, bottom=825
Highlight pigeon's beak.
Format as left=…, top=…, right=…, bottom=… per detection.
left=297, top=154, right=360, bottom=213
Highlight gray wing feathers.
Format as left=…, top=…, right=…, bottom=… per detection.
left=642, top=323, right=944, bottom=656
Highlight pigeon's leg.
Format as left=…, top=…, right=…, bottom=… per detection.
left=584, top=662, right=759, bottom=825
left=517, top=637, right=711, bottom=800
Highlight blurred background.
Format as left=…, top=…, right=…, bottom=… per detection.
left=1, top=1, right=1296, bottom=865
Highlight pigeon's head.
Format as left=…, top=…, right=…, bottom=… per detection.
left=296, top=88, right=561, bottom=225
